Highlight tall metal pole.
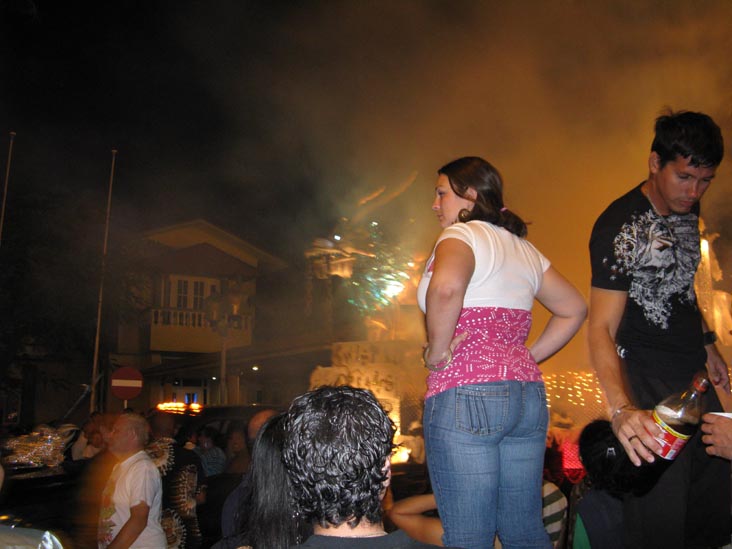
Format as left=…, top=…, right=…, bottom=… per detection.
left=0, top=131, right=17, bottom=248
left=220, top=332, right=228, bottom=404
left=90, top=149, right=118, bottom=413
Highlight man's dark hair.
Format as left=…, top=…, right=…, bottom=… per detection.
left=282, top=386, right=396, bottom=529
left=579, top=419, right=661, bottom=496
left=651, top=110, right=724, bottom=168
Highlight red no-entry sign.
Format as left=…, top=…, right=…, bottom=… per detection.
left=110, top=367, right=144, bottom=400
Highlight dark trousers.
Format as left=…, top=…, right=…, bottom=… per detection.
left=621, top=347, right=732, bottom=548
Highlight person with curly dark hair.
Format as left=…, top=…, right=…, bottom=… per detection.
left=282, top=385, right=446, bottom=548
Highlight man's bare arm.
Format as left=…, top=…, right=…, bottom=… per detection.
left=588, top=287, right=660, bottom=465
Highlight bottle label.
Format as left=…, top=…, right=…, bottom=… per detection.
left=652, top=409, right=691, bottom=460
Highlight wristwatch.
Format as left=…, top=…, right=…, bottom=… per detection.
left=703, top=331, right=718, bottom=346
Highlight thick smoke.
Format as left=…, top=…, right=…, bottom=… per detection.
left=172, top=1, right=732, bottom=373
left=4, top=1, right=732, bottom=375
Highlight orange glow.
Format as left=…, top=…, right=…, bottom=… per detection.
left=156, top=402, right=203, bottom=415
left=391, top=445, right=411, bottom=464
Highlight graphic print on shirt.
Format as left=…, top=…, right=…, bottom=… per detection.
left=147, top=437, right=201, bottom=548
left=610, top=209, right=699, bottom=329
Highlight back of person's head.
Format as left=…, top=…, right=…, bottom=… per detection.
left=150, top=411, right=176, bottom=439
left=282, top=385, right=396, bottom=529
left=123, top=413, right=151, bottom=448
left=244, top=413, right=309, bottom=549
left=578, top=420, right=639, bottom=495
left=175, top=422, right=195, bottom=445
left=438, top=156, right=528, bottom=237
left=651, top=110, right=724, bottom=168
left=197, top=425, right=218, bottom=442
left=247, top=409, right=279, bottom=447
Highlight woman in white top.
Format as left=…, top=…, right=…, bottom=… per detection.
left=418, top=156, right=586, bottom=549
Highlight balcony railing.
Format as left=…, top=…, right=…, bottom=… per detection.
left=152, top=308, right=206, bottom=328
left=151, top=308, right=252, bottom=330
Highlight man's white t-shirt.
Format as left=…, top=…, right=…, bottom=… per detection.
left=98, top=450, right=166, bottom=548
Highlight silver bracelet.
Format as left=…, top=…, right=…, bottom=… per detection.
left=423, top=345, right=453, bottom=371
left=612, top=403, right=633, bottom=420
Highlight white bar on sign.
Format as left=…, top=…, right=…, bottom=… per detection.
left=112, top=380, right=143, bottom=387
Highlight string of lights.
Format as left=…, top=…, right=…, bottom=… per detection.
left=544, top=370, right=608, bottom=425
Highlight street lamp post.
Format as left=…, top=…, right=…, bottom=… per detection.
left=205, top=281, right=244, bottom=405
left=0, top=131, right=17, bottom=249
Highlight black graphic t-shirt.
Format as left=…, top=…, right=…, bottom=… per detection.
left=590, top=183, right=704, bottom=356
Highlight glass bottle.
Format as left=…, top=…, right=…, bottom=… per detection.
left=652, top=371, right=709, bottom=460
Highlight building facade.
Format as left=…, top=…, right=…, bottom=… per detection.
left=110, top=219, right=286, bottom=411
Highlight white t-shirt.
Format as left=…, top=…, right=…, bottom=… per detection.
left=98, top=450, right=166, bottom=548
left=418, top=220, right=550, bottom=312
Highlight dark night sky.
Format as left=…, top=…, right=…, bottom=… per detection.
left=3, top=1, right=732, bottom=259
left=3, top=1, right=732, bottom=370
left=1, top=2, right=349, bottom=261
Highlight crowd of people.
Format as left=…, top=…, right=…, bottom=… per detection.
left=62, top=388, right=580, bottom=549
left=9, top=108, right=732, bottom=549
left=76, top=386, right=444, bottom=549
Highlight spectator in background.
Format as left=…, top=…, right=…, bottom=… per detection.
left=82, top=429, right=105, bottom=460
left=73, top=413, right=118, bottom=548
left=195, top=426, right=226, bottom=477
left=147, top=412, right=206, bottom=549
left=568, top=420, right=640, bottom=549
left=213, top=413, right=311, bottom=549
left=216, top=409, right=278, bottom=548
left=397, top=421, right=426, bottom=465
left=247, top=409, right=279, bottom=445
left=386, top=481, right=567, bottom=548
left=224, top=423, right=250, bottom=475
left=177, top=423, right=198, bottom=451
left=71, top=412, right=101, bottom=461
left=544, top=431, right=566, bottom=496
left=98, top=413, right=165, bottom=548
left=541, top=480, right=568, bottom=547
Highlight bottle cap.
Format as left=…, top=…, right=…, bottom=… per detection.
left=692, top=372, right=710, bottom=392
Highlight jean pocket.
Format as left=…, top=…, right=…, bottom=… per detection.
left=455, top=384, right=509, bottom=435
left=531, top=383, right=549, bottom=434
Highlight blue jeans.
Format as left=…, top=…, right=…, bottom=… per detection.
left=424, top=382, right=551, bottom=549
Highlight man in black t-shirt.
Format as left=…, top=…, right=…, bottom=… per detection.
left=588, top=110, right=731, bottom=548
